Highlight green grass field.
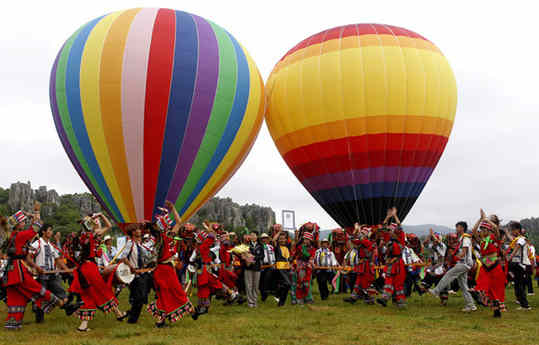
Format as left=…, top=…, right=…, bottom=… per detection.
left=1, top=284, right=539, bottom=345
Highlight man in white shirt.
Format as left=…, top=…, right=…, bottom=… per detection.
left=314, top=239, right=338, bottom=300
left=259, top=233, right=275, bottom=302
left=508, top=222, right=531, bottom=310
left=30, top=224, right=71, bottom=323
left=118, top=224, right=154, bottom=323
left=429, top=222, right=476, bottom=312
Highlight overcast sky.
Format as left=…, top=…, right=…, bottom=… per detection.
left=1, top=0, right=538, bottom=229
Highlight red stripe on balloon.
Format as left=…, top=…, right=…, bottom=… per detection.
left=143, top=9, right=176, bottom=220
left=284, top=134, right=447, bottom=180
left=288, top=149, right=445, bottom=181
left=280, top=24, right=430, bottom=62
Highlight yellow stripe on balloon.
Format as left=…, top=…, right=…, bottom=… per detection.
left=99, top=9, right=140, bottom=222
left=182, top=49, right=264, bottom=220
left=266, top=46, right=456, bottom=142
left=79, top=11, right=131, bottom=220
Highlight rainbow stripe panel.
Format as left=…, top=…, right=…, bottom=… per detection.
left=50, top=8, right=264, bottom=224
left=265, top=24, right=457, bottom=226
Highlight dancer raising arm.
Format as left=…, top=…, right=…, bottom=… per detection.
left=147, top=201, right=197, bottom=327
left=69, top=212, right=127, bottom=332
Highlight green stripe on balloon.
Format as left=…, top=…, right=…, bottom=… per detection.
left=174, top=21, right=238, bottom=210
left=55, top=26, right=118, bottom=219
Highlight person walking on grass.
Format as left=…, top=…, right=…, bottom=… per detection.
left=314, top=238, right=338, bottom=301
left=507, top=221, right=532, bottom=310
left=429, top=220, right=477, bottom=312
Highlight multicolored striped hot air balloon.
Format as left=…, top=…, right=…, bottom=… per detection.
left=266, top=24, right=457, bottom=227
left=50, top=8, right=264, bottom=225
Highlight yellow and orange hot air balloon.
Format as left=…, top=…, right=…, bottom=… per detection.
left=266, top=24, right=457, bottom=227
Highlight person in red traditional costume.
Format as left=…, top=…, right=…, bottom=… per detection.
left=376, top=208, right=407, bottom=308
left=293, top=231, right=316, bottom=305
left=471, top=210, right=505, bottom=317
left=344, top=224, right=377, bottom=304
left=403, top=233, right=424, bottom=297
left=192, top=222, right=239, bottom=319
left=328, top=228, right=349, bottom=293
left=146, top=201, right=197, bottom=327
left=2, top=210, right=65, bottom=330
left=69, top=213, right=126, bottom=331
left=218, top=232, right=244, bottom=305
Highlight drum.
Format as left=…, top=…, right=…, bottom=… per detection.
left=102, top=263, right=135, bottom=285
left=115, top=263, right=135, bottom=285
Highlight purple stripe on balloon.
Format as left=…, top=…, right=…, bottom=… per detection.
left=49, top=45, right=116, bottom=221
left=166, top=16, right=219, bottom=202
left=301, top=166, right=434, bottom=192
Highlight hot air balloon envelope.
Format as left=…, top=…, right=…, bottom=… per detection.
left=50, top=8, right=264, bottom=224
left=265, top=24, right=457, bottom=227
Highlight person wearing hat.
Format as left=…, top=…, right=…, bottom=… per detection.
left=259, top=233, right=275, bottom=302
left=146, top=201, right=198, bottom=327
left=2, top=211, right=66, bottom=329
left=344, top=224, right=378, bottom=304
left=69, top=213, right=127, bottom=331
left=101, top=235, right=117, bottom=266
left=472, top=212, right=505, bottom=317
left=191, top=222, right=239, bottom=319
left=314, top=238, right=338, bottom=300
left=293, top=231, right=316, bottom=305
left=376, top=210, right=407, bottom=308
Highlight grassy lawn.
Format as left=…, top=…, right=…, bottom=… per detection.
left=1, top=284, right=539, bottom=345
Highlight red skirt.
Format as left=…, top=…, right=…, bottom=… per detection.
left=148, top=263, right=193, bottom=322
left=475, top=262, right=506, bottom=303
left=70, top=260, right=118, bottom=320
left=4, top=263, right=60, bottom=329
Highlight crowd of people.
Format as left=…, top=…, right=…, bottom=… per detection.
left=0, top=204, right=537, bottom=331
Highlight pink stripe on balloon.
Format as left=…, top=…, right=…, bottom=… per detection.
left=121, top=8, right=158, bottom=221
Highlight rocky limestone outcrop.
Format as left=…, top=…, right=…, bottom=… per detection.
left=70, top=193, right=102, bottom=216
left=189, top=197, right=275, bottom=233
left=4, top=182, right=275, bottom=232
left=8, top=182, right=60, bottom=217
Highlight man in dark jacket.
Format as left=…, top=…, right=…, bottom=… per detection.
left=244, top=231, right=264, bottom=307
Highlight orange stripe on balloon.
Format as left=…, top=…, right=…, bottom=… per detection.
left=274, top=116, right=453, bottom=156
left=273, top=35, right=441, bottom=75
left=99, top=9, right=140, bottom=222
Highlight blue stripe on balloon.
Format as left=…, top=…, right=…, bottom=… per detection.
left=312, top=182, right=426, bottom=203
left=64, top=16, right=124, bottom=222
left=179, top=30, right=250, bottom=214
left=50, top=39, right=117, bottom=221
left=152, top=11, right=198, bottom=217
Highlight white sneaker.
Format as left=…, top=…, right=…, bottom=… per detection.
left=528, top=293, right=535, bottom=296
left=461, top=305, right=477, bottom=312
left=428, top=289, right=439, bottom=297
left=517, top=306, right=532, bottom=311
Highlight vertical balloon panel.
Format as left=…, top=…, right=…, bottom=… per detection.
left=50, top=8, right=264, bottom=224
left=265, top=24, right=457, bottom=227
